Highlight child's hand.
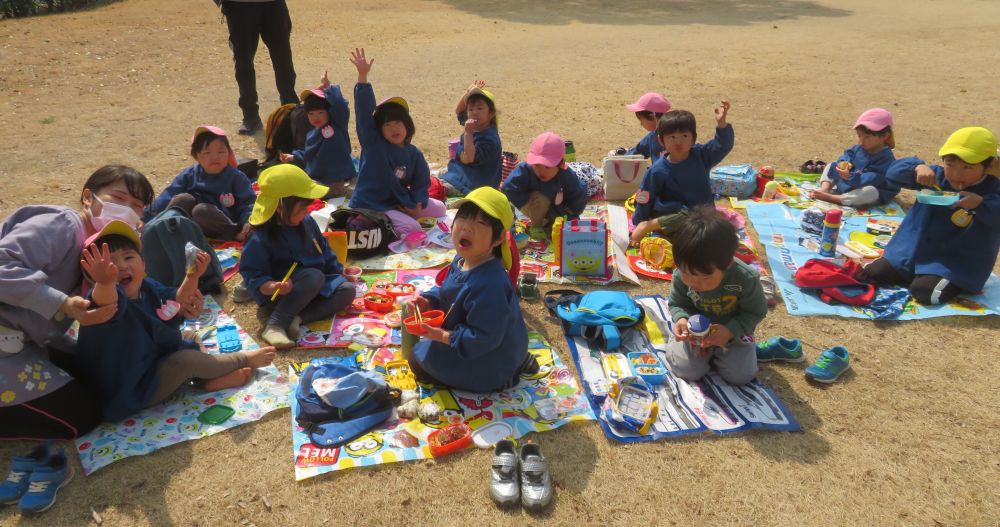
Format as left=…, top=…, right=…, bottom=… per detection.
left=955, top=191, right=983, bottom=210
left=420, top=324, right=450, bottom=344
left=350, top=48, right=374, bottom=80
left=263, top=279, right=293, bottom=297
left=714, top=100, right=731, bottom=128
left=673, top=318, right=690, bottom=341
left=60, top=296, right=117, bottom=326
left=836, top=165, right=852, bottom=180
left=180, top=289, right=204, bottom=319
left=915, top=164, right=937, bottom=187
left=80, top=243, right=119, bottom=285
left=467, top=80, right=486, bottom=92
left=700, top=324, right=733, bottom=348
left=463, top=118, right=478, bottom=134
left=409, top=296, right=431, bottom=312
left=236, top=223, right=252, bottom=242
left=320, top=69, right=330, bottom=89
left=629, top=220, right=654, bottom=246
left=279, top=153, right=294, bottom=163
left=188, top=250, right=211, bottom=278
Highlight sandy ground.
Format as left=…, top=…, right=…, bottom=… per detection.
left=2, top=0, right=1000, bottom=525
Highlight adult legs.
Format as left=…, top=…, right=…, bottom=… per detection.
left=259, top=0, right=297, bottom=106
left=0, top=381, right=102, bottom=440
left=222, top=1, right=263, bottom=122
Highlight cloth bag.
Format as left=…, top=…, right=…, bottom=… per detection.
left=602, top=155, right=646, bottom=200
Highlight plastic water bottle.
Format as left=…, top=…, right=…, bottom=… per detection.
left=400, top=296, right=419, bottom=362
left=819, top=209, right=842, bottom=257
left=564, top=141, right=576, bottom=163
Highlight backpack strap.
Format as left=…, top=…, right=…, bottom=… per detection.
left=819, top=284, right=876, bottom=306
left=602, top=324, right=621, bottom=350
left=543, top=289, right=584, bottom=316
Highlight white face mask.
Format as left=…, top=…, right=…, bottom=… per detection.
left=90, top=194, right=141, bottom=231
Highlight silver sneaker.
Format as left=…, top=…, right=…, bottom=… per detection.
left=489, top=440, right=519, bottom=508
left=519, top=442, right=553, bottom=511
left=231, top=283, right=253, bottom=303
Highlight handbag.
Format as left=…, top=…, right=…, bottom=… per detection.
left=602, top=155, right=646, bottom=200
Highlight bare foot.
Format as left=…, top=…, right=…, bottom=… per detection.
left=245, top=346, right=277, bottom=368
left=204, top=367, right=252, bottom=391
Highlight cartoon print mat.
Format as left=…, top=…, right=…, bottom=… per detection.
left=565, top=295, right=800, bottom=442
left=74, top=296, right=290, bottom=475
left=728, top=176, right=905, bottom=217
left=294, top=271, right=397, bottom=349
left=289, top=331, right=595, bottom=480
left=744, top=201, right=1000, bottom=319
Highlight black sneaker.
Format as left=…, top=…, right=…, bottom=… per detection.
left=238, top=116, right=263, bottom=135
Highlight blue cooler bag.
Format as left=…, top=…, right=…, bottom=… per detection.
left=710, top=164, right=757, bottom=199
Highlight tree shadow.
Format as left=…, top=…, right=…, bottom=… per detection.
left=438, top=0, right=850, bottom=26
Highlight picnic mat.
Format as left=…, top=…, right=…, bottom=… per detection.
left=727, top=173, right=906, bottom=217
left=74, top=296, right=290, bottom=475
left=744, top=201, right=1000, bottom=318
left=210, top=241, right=242, bottom=283
left=289, top=331, right=595, bottom=481
left=566, top=295, right=800, bottom=442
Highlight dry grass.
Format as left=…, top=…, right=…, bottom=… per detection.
left=2, top=0, right=999, bottom=525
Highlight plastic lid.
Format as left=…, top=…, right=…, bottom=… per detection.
left=688, top=314, right=711, bottom=336
left=824, top=209, right=843, bottom=223
left=471, top=421, right=514, bottom=448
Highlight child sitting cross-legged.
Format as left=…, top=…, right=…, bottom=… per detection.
left=810, top=108, right=899, bottom=207
left=663, top=207, right=767, bottom=385
left=74, top=221, right=276, bottom=422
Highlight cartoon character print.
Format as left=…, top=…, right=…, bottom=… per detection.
left=393, top=166, right=407, bottom=181
left=321, top=125, right=335, bottom=139
left=345, top=432, right=384, bottom=457
left=219, top=192, right=236, bottom=208
left=566, top=252, right=600, bottom=274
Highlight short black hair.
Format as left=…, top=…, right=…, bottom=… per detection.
left=191, top=131, right=232, bottom=158
left=252, top=196, right=315, bottom=240
left=303, top=95, right=331, bottom=113
left=656, top=110, right=697, bottom=143
left=467, top=93, right=498, bottom=127
left=635, top=111, right=664, bottom=121
left=856, top=125, right=891, bottom=137
left=671, top=206, right=738, bottom=276
left=93, top=233, right=140, bottom=254
left=374, top=102, right=415, bottom=144
left=81, top=164, right=154, bottom=207
left=942, top=153, right=996, bottom=170
left=454, top=201, right=504, bottom=261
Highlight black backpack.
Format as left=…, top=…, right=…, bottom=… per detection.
left=262, top=103, right=311, bottom=168
left=326, top=208, right=398, bottom=259
left=140, top=207, right=225, bottom=294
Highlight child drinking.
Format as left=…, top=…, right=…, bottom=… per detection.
left=347, top=48, right=446, bottom=235
left=239, top=165, right=357, bottom=348
left=279, top=68, right=357, bottom=197
left=629, top=101, right=734, bottom=246
left=858, top=126, right=1000, bottom=305
left=501, top=132, right=588, bottom=239
left=440, top=80, right=503, bottom=196
left=75, top=221, right=276, bottom=422
left=664, top=207, right=767, bottom=385
left=616, top=91, right=672, bottom=160
left=810, top=108, right=899, bottom=207
left=146, top=126, right=256, bottom=241
left=408, top=187, right=535, bottom=393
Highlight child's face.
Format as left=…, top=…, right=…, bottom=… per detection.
left=307, top=109, right=330, bottom=129
left=637, top=113, right=657, bottom=132
left=381, top=120, right=408, bottom=146
left=658, top=131, right=694, bottom=159
left=466, top=100, right=494, bottom=130
left=532, top=164, right=560, bottom=182
left=856, top=128, right=888, bottom=153
left=679, top=264, right=726, bottom=293
left=942, top=157, right=987, bottom=190
left=195, top=138, right=231, bottom=175
left=109, top=247, right=146, bottom=299
left=451, top=213, right=501, bottom=263
left=277, top=200, right=311, bottom=227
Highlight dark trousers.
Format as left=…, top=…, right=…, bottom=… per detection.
left=267, top=268, right=356, bottom=328
left=0, top=380, right=102, bottom=440
left=221, top=0, right=298, bottom=120
left=859, top=258, right=963, bottom=305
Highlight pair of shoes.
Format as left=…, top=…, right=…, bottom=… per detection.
left=286, top=315, right=303, bottom=341
left=756, top=337, right=804, bottom=362
left=799, top=159, right=828, bottom=174
left=0, top=442, right=73, bottom=514
left=489, top=440, right=553, bottom=511
left=261, top=324, right=295, bottom=349
left=238, top=116, right=263, bottom=135
left=805, top=346, right=850, bottom=383
left=231, top=283, right=253, bottom=303
left=814, top=160, right=828, bottom=174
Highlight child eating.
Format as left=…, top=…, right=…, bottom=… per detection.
left=810, top=108, right=899, bottom=207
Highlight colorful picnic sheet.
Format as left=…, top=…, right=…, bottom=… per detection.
left=744, top=201, right=1000, bottom=318
left=211, top=241, right=242, bottom=283
left=728, top=173, right=906, bottom=217
left=74, top=296, right=290, bottom=475
left=289, top=331, right=595, bottom=480
left=566, top=295, right=800, bottom=442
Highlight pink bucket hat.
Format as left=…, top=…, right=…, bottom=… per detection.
left=525, top=132, right=566, bottom=167
left=854, top=108, right=893, bottom=132
left=627, top=92, right=672, bottom=114
left=193, top=125, right=238, bottom=168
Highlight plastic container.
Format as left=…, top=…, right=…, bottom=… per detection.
left=471, top=421, right=514, bottom=448
left=916, top=189, right=960, bottom=206
left=551, top=216, right=565, bottom=264
left=363, top=292, right=395, bottom=313
left=216, top=324, right=242, bottom=353
left=762, top=180, right=780, bottom=200
left=403, top=310, right=444, bottom=334
left=198, top=404, right=235, bottom=425
left=627, top=352, right=666, bottom=384
left=448, top=138, right=461, bottom=160
left=343, top=266, right=362, bottom=282
left=385, top=283, right=417, bottom=300
left=688, top=314, right=711, bottom=347
left=819, top=209, right=842, bottom=257
left=428, top=423, right=473, bottom=457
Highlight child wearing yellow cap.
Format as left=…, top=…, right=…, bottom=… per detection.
left=439, top=80, right=503, bottom=196
left=408, top=187, right=536, bottom=392
left=857, top=127, right=1000, bottom=304
left=239, top=165, right=356, bottom=348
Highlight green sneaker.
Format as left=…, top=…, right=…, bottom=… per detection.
left=805, top=346, right=850, bottom=383
left=756, top=337, right=804, bottom=363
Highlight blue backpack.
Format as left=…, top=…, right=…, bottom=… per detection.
left=295, top=359, right=400, bottom=448
left=140, top=206, right=224, bottom=294
left=552, top=290, right=644, bottom=350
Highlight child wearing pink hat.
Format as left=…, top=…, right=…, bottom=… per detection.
left=613, top=92, right=672, bottom=160
left=501, top=132, right=588, bottom=239
left=810, top=108, right=899, bottom=207
left=145, top=126, right=256, bottom=241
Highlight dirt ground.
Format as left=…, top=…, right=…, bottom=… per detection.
left=2, top=0, right=1000, bottom=525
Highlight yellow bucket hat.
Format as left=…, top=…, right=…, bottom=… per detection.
left=249, top=165, right=329, bottom=225
left=453, top=187, right=513, bottom=270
